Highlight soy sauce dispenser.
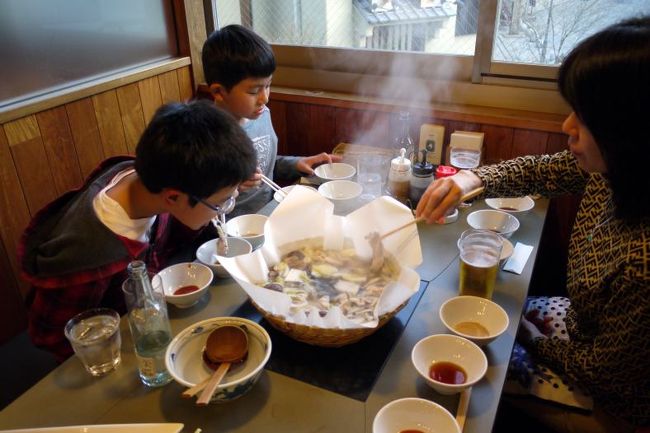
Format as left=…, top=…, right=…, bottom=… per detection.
left=409, top=149, right=434, bottom=206
left=388, top=148, right=411, bottom=204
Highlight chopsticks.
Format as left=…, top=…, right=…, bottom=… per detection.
left=380, top=186, right=485, bottom=240
left=260, top=174, right=286, bottom=198
left=456, top=387, right=472, bottom=432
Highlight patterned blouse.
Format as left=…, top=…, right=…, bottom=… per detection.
left=473, top=150, right=650, bottom=426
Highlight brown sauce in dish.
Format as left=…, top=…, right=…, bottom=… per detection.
left=454, top=321, right=490, bottom=337
left=499, top=206, right=518, bottom=211
left=173, top=285, right=199, bottom=295
left=429, top=361, right=467, bottom=384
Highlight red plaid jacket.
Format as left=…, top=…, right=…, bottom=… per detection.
left=18, top=157, right=212, bottom=361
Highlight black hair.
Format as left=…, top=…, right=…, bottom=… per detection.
left=558, top=16, right=650, bottom=222
left=135, top=100, right=256, bottom=201
left=202, top=24, right=276, bottom=90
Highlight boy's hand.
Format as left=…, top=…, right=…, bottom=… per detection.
left=295, top=153, right=343, bottom=175
left=238, top=168, right=262, bottom=192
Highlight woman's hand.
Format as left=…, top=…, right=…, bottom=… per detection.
left=415, top=170, right=483, bottom=223
left=238, top=167, right=262, bottom=192
left=517, top=316, right=548, bottom=345
left=295, top=152, right=343, bottom=175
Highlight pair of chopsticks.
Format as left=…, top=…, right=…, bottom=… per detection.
left=380, top=187, right=485, bottom=240
left=260, top=174, right=286, bottom=198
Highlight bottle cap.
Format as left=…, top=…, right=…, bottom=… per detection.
left=435, top=165, right=457, bottom=178
left=391, top=148, right=412, bottom=172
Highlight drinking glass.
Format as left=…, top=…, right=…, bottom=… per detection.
left=64, top=308, right=122, bottom=376
left=458, top=229, right=503, bottom=299
left=357, top=155, right=389, bottom=200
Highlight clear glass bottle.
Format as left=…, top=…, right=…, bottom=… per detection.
left=122, top=260, right=172, bottom=387
left=394, top=111, right=416, bottom=162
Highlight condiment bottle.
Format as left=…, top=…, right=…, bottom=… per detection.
left=394, top=111, right=416, bottom=162
left=409, top=149, right=434, bottom=206
left=122, top=260, right=173, bottom=387
left=435, top=165, right=458, bottom=179
left=388, top=148, right=411, bottom=204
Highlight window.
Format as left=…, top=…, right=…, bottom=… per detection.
left=212, top=0, right=648, bottom=83
left=0, top=0, right=178, bottom=108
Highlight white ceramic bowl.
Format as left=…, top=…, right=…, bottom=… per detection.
left=318, top=180, right=363, bottom=214
left=373, top=397, right=460, bottom=433
left=225, top=214, right=268, bottom=250
left=439, top=296, right=509, bottom=346
left=467, top=209, right=520, bottom=238
left=411, top=334, right=488, bottom=395
left=273, top=184, right=317, bottom=203
left=165, top=317, right=271, bottom=403
left=314, top=162, right=356, bottom=182
left=196, top=237, right=252, bottom=278
left=156, top=262, right=213, bottom=308
left=457, top=229, right=514, bottom=263
left=485, top=196, right=534, bottom=213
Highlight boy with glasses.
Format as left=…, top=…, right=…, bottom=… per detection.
left=19, top=100, right=256, bottom=360
left=202, top=24, right=342, bottom=217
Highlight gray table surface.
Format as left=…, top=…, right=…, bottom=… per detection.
left=0, top=197, right=548, bottom=433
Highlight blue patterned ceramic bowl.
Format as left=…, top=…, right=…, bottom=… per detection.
left=165, top=317, right=271, bottom=403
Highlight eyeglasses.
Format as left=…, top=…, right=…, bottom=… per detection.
left=192, top=195, right=236, bottom=215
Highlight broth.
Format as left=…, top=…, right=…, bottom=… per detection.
left=454, top=321, right=490, bottom=337
left=173, top=285, right=199, bottom=295
left=429, top=361, right=467, bottom=384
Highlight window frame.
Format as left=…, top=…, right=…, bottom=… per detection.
left=206, top=0, right=567, bottom=113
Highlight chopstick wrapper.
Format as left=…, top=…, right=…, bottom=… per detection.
left=502, top=242, right=534, bottom=274
left=217, top=186, right=422, bottom=329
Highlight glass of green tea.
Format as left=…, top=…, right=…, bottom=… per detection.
left=458, top=229, right=503, bottom=299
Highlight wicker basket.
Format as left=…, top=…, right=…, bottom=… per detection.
left=251, top=299, right=408, bottom=347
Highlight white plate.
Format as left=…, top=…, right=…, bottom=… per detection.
left=0, top=424, right=184, bottom=433
left=273, top=184, right=316, bottom=202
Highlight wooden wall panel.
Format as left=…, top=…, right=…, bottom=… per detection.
left=176, top=66, right=194, bottom=102
left=116, top=84, right=145, bottom=154
left=334, top=108, right=392, bottom=148
left=4, top=116, right=58, bottom=215
left=512, top=129, right=549, bottom=156
left=0, top=66, right=193, bottom=343
left=92, top=91, right=129, bottom=157
left=481, top=125, right=514, bottom=165
left=158, top=70, right=181, bottom=104
left=546, top=132, right=568, bottom=154
left=138, top=77, right=163, bottom=124
left=36, top=107, right=83, bottom=194
left=66, top=98, right=105, bottom=178
left=267, top=100, right=288, bottom=155
left=0, top=126, right=31, bottom=299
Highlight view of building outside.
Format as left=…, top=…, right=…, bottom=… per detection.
left=215, top=0, right=649, bottom=67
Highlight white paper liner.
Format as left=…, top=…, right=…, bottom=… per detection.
left=217, top=185, right=423, bottom=329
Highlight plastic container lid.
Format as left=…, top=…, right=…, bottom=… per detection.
left=436, top=165, right=457, bottom=178
left=391, top=148, right=412, bottom=173
left=413, top=149, right=434, bottom=176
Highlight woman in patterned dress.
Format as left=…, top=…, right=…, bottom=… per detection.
left=416, top=16, right=650, bottom=433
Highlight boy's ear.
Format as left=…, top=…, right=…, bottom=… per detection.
left=160, top=188, right=183, bottom=207
left=209, top=83, right=227, bottom=103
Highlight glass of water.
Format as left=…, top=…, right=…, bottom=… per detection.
left=356, top=155, right=389, bottom=201
left=64, top=308, right=122, bottom=376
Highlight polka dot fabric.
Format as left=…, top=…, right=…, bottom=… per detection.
left=504, top=297, right=593, bottom=411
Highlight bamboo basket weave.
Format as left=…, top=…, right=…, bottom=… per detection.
left=251, top=299, right=408, bottom=347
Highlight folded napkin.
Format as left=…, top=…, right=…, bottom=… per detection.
left=503, top=242, right=533, bottom=274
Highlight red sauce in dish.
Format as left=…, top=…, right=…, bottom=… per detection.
left=173, top=285, right=199, bottom=295
left=429, top=361, right=467, bottom=384
left=400, top=430, right=425, bottom=433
